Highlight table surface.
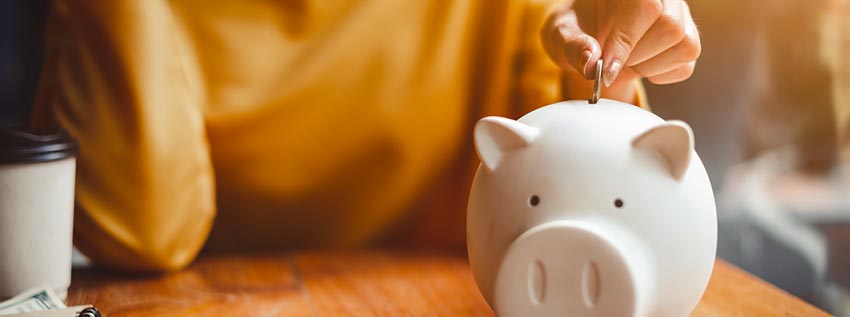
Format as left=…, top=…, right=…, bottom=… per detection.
left=66, top=251, right=831, bottom=317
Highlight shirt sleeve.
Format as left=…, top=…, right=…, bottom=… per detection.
left=33, top=0, right=215, bottom=272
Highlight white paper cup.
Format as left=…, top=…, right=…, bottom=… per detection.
left=0, top=128, right=76, bottom=300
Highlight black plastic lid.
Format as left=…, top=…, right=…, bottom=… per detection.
left=0, top=127, right=78, bottom=164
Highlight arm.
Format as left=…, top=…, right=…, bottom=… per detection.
left=34, top=0, right=215, bottom=272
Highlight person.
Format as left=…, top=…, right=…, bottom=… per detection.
left=33, top=0, right=701, bottom=271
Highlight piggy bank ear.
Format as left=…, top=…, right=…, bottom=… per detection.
left=632, top=120, right=694, bottom=181
left=474, top=116, right=540, bottom=173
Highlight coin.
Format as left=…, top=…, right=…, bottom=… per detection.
left=591, top=59, right=602, bottom=104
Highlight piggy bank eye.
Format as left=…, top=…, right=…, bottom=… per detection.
left=613, top=198, right=624, bottom=208
left=529, top=195, right=540, bottom=207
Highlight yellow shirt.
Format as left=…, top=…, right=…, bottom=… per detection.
left=34, top=0, right=646, bottom=271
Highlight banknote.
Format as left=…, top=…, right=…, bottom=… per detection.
left=0, top=306, right=94, bottom=317
left=0, top=287, right=66, bottom=315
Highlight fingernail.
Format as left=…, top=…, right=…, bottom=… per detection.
left=603, top=60, right=621, bottom=87
left=579, top=50, right=592, bottom=77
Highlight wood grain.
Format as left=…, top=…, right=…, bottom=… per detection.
left=66, top=251, right=830, bottom=317
left=696, top=261, right=832, bottom=317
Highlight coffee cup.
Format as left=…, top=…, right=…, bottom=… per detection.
left=0, top=128, right=77, bottom=300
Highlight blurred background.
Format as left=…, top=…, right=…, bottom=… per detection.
left=0, top=0, right=45, bottom=126
left=648, top=0, right=850, bottom=315
left=2, top=0, right=850, bottom=315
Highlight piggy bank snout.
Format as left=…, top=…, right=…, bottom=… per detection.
left=493, top=221, right=651, bottom=317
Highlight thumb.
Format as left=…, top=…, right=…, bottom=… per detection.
left=542, top=9, right=602, bottom=79
left=601, top=0, right=663, bottom=86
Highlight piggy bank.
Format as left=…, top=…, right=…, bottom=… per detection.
left=467, top=99, right=717, bottom=317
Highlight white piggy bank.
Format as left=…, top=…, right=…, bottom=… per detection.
left=467, top=99, right=717, bottom=317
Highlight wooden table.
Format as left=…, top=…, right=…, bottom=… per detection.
left=66, top=251, right=831, bottom=316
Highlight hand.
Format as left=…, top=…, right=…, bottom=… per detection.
left=542, top=0, right=701, bottom=91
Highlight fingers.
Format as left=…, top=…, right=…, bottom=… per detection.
left=541, top=8, right=602, bottom=79
left=647, top=61, right=695, bottom=84
left=601, top=0, right=663, bottom=87
left=626, top=0, right=684, bottom=66
left=541, top=0, right=700, bottom=87
left=630, top=2, right=700, bottom=79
